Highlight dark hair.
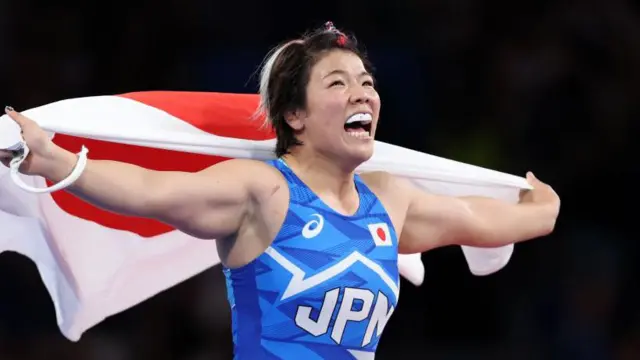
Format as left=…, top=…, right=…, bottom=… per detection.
left=257, top=23, right=373, bottom=157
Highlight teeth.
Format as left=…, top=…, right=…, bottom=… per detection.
left=346, top=113, right=372, bottom=124
left=346, top=131, right=371, bottom=139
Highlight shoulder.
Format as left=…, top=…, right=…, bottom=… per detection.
left=201, top=158, right=277, bottom=174
left=359, top=171, right=413, bottom=198
left=199, top=159, right=288, bottom=199
left=359, top=171, right=393, bottom=189
left=359, top=171, right=413, bottom=229
left=199, top=158, right=282, bottom=179
left=360, top=171, right=447, bottom=212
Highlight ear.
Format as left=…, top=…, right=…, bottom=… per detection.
left=284, top=109, right=306, bottom=131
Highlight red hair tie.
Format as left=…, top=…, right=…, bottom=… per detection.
left=324, top=21, right=347, bottom=46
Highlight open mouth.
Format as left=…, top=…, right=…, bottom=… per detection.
left=344, top=113, right=373, bottom=139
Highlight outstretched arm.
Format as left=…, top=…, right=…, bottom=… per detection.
left=47, top=152, right=260, bottom=239
left=1, top=108, right=263, bottom=240
left=397, top=172, right=560, bottom=254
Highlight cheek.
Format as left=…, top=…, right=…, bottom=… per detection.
left=322, top=96, right=346, bottom=113
left=371, top=92, right=381, bottom=111
left=315, top=101, right=345, bottom=128
left=316, top=115, right=344, bottom=135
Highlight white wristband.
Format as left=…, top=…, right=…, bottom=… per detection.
left=9, top=142, right=89, bottom=194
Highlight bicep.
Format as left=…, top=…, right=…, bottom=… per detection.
left=398, top=182, right=479, bottom=253
left=145, top=159, right=258, bottom=239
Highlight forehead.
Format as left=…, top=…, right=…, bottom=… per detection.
left=311, top=50, right=368, bottom=78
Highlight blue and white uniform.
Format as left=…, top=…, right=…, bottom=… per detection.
left=223, top=159, right=400, bottom=359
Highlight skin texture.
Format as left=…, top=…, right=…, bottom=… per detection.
left=0, top=49, right=560, bottom=269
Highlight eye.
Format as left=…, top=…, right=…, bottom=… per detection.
left=362, top=80, right=375, bottom=87
left=330, top=80, right=345, bottom=87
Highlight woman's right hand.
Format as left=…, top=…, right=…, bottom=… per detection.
left=0, top=106, right=76, bottom=178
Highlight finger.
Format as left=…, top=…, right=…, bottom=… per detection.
left=525, top=172, right=534, bottom=185
left=4, top=106, right=31, bottom=127
left=527, top=171, right=544, bottom=184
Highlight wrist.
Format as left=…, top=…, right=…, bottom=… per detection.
left=534, top=202, right=559, bottom=235
left=40, top=145, right=79, bottom=182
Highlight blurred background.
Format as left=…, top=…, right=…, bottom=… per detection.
left=0, top=0, right=638, bottom=359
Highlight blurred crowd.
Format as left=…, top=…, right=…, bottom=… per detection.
left=0, top=0, right=638, bottom=359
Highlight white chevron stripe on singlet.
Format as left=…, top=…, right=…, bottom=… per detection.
left=264, top=247, right=399, bottom=301
left=347, top=349, right=376, bottom=360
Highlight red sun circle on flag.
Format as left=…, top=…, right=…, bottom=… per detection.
left=376, top=227, right=386, bottom=241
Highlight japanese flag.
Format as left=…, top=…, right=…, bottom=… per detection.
left=0, top=91, right=526, bottom=341
left=368, top=223, right=392, bottom=247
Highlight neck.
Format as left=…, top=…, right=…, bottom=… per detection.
left=282, top=146, right=358, bottom=199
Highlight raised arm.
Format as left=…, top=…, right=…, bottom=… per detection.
left=397, top=172, right=560, bottom=254
left=0, top=108, right=262, bottom=240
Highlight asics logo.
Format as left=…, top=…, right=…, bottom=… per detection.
left=302, top=214, right=324, bottom=239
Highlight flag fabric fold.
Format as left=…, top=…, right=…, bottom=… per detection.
left=0, top=91, right=527, bottom=341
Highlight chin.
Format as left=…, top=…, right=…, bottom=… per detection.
left=342, top=143, right=374, bottom=166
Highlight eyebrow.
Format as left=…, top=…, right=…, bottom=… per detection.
left=322, top=69, right=373, bottom=79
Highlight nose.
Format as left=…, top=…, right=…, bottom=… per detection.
left=349, top=85, right=371, bottom=104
